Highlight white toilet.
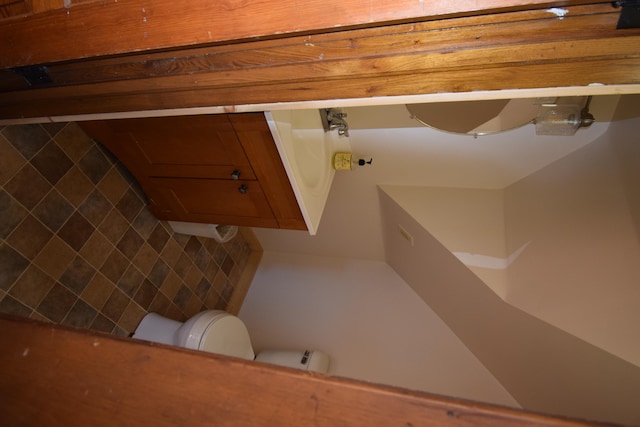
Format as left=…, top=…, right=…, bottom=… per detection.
left=132, top=310, right=330, bottom=373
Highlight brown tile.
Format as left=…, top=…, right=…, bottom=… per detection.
left=0, top=295, right=32, bottom=317
left=185, top=266, right=203, bottom=289
left=4, top=164, right=52, bottom=209
left=99, top=208, right=129, bottom=244
left=8, top=264, right=55, bottom=309
left=131, top=208, right=158, bottom=239
left=204, top=288, right=222, bottom=310
left=78, top=145, right=112, bottom=184
left=160, top=239, right=182, bottom=267
left=183, top=236, right=202, bottom=260
left=0, top=135, right=26, bottom=186
left=117, top=265, right=144, bottom=298
left=37, top=283, right=77, bottom=323
left=41, top=122, right=67, bottom=138
left=33, top=236, right=76, bottom=281
left=2, top=124, right=50, bottom=159
left=194, top=277, right=212, bottom=301
left=194, top=247, right=211, bottom=273
left=59, top=255, right=96, bottom=295
left=172, top=285, right=192, bottom=312
left=94, top=141, right=119, bottom=165
left=62, top=299, right=98, bottom=329
left=90, top=313, right=115, bottom=334
left=57, top=211, right=95, bottom=252
left=30, top=140, right=74, bottom=185
left=221, top=254, right=235, bottom=276
left=0, top=190, right=28, bottom=239
left=133, top=279, right=158, bottom=310
left=204, top=261, right=220, bottom=283
left=101, top=288, right=130, bottom=323
left=0, top=243, right=30, bottom=291
left=100, top=248, right=129, bottom=283
left=171, top=231, right=191, bottom=248
left=132, top=243, right=158, bottom=276
left=165, top=303, right=185, bottom=322
left=229, top=263, right=244, bottom=284
left=97, top=168, right=129, bottom=205
left=230, top=239, right=250, bottom=265
left=81, top=273, right=114, bottom=310
left=148, top=292, right=171, bottom=316
left=113, top=326, right=129, bottom=337
left=173, top=253, right=193, bottom=278
left=30, top=311, right=52, bottom=323
left=7, top=214, right=53, bottom=260
left=148, top=259, right=170, bottom=288
left=32, top=189, right=75, bottom=232
left=147, top=223, right=170, bottom=254
left=212, top=270, right=229, bottom=296
left=203, top=237, right=220, bottom=255
left=78, top=189, right=112, bottom=227
left=115, top=188, right=144, bottom=223
left=184, top=293, right=202, bottom=318
left=79, top=232, right=113, bottom=269
left=221, top=280, right=234, bottom=302
left=116, top=227, right=144, bottom=260
left=113, top=161, right=136, bottom=185
left=56, top=166, right=94, bottom=207
left=212, top=244, right=228, bottom=266
left=118, top=301, right=146, bottom=332
left=54, top=122, right=94, bottom=161
left=159, top=271, right=182, bottom=300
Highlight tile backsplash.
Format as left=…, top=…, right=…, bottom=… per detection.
left=0, top=123, right=253, bottom=336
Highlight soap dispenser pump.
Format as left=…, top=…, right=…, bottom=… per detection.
left=333, top=152, right=373, bottom=171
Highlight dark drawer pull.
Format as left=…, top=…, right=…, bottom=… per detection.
left=238, top=184, right=248, bottom=194
left=231, top=170, right=241, bottom=180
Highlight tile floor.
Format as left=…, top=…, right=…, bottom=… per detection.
left=0, top=122, right=254, bottom=336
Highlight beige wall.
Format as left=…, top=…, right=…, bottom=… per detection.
left=380, top=186, right=510, bottom=298
left=381, top=105, right=640, bottom=368
left=238, top=251, right=518, bottom=408
left=379, top=189, right=640, bottom=425
left=503, top=110, right=640, bottom=368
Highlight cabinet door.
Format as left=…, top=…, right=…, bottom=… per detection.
left=146, top=178, right=278, bottom=228
left=81, top=115, right=256, bottom=180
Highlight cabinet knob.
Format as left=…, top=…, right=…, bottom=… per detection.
left=238, top=184, right=249, bottom=194
left=230, top=170, right=241, bottom=180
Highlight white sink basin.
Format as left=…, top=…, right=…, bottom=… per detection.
left=265, top=109, right=349, bottom=235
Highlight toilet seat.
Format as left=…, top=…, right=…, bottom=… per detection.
left=176, top=310, right=255, bottom=360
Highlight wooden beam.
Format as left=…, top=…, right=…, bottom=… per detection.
left=0, top=314, right=612, bottom=427
left=1, top=4, right=639, bottom=119
left=0, top=0, right=612, bottom=68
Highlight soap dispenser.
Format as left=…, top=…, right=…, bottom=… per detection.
left=333, top=152, right=373, bottom=171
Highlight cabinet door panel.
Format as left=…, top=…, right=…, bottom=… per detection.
left=147, top=178, right=278, bottom=227
left=81, top=115, right=256, bottom=180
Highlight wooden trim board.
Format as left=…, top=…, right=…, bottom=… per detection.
left=0, top=314, right=614, bottom=427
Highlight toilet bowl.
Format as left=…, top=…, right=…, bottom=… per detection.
left=132, top=310, right=330, bottom=373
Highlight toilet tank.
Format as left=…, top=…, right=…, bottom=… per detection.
left=255, top=349, right=330, bottom=373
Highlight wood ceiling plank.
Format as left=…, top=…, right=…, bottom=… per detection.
left=0, top=0, right=611, bottom=68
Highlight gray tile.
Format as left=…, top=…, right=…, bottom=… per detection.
left=60, top=256, right=96, bottom=295
left=32, top=189, right=75, bottom=232
left=37, top=283, right=77, bottom=323
left=4, top=164, right=52, bottom=209
left=3, top=124, right=50, bottom=159
left=30, top=140, right=74, bottom=185
left=78, top=145, right=112, bottom=184
left=0, top=190, right=28, bottom=238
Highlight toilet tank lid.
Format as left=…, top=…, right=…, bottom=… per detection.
left=200, top=315, right=255, bottom=360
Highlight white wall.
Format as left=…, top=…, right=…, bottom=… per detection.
left=254, top=97, right=617, bottom=261
left=238, top=251, right=519, bottom=408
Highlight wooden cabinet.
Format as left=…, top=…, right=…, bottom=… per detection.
left=80, top=113, right=306, bottom=231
